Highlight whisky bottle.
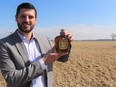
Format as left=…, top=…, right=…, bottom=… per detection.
left=55, top=29, right=71, bottom=53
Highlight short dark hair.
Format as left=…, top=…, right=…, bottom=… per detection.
left=16, top=2, right=37, bottom=18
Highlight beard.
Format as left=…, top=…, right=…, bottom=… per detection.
left=17, top=22, right=35, bottom=33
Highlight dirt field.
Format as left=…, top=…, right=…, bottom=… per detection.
left=0, top=41, right=116, bottom=87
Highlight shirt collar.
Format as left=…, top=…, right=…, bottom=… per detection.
left=17, top=30, right=35, bottom=42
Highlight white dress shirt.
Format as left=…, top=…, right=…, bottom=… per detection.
left=18, top=32, right=46, bottom=87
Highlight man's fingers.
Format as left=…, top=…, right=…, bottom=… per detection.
left=64, top=31, right=74, bottom=41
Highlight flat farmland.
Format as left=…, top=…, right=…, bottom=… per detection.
left=53, top=41, right=116, bottom=87
left=0, top=41, right=116, bottom=87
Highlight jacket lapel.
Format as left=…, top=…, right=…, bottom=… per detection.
left=34, top=34, right=53, bottom=72
left=34, top=34, right=48, bottom=56
left=11, top=31, right=29, bottom=63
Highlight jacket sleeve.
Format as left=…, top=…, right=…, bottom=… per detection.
left=0, top=40, right=43, bottom=87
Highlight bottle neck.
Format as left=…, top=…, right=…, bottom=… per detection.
left=60, top=34, right=65, bottom=37
left=60, top=31, right=65, bottom=36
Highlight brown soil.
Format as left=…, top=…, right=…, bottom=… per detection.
left=0, top=41, right=116, bottom=87
left=53, top=41, right=116, bottom=87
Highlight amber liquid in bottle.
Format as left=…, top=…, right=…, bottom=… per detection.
left=55, top=29, right=71, bottom=53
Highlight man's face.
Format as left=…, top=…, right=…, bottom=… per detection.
left=16, top=8, right=37, bottom=33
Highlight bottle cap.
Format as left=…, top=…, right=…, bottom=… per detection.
left=60, top=29, right=65, bottom=35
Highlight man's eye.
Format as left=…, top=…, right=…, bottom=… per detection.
left=20, top=15, right=25, bottom=18
left=29, top=16, right=34, bottom=19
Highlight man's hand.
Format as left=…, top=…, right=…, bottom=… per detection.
left=43, top=46, right=68, bottom=64
left=64, top=30, right=74, bottom=41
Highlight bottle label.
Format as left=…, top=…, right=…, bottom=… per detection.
left=59, top=38, right=68, bottom=50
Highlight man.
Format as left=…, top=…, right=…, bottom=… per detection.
left=0, top=2, right=73, bottom=87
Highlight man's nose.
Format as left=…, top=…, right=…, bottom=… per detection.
left=25, top=16, right=29, bottom=22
